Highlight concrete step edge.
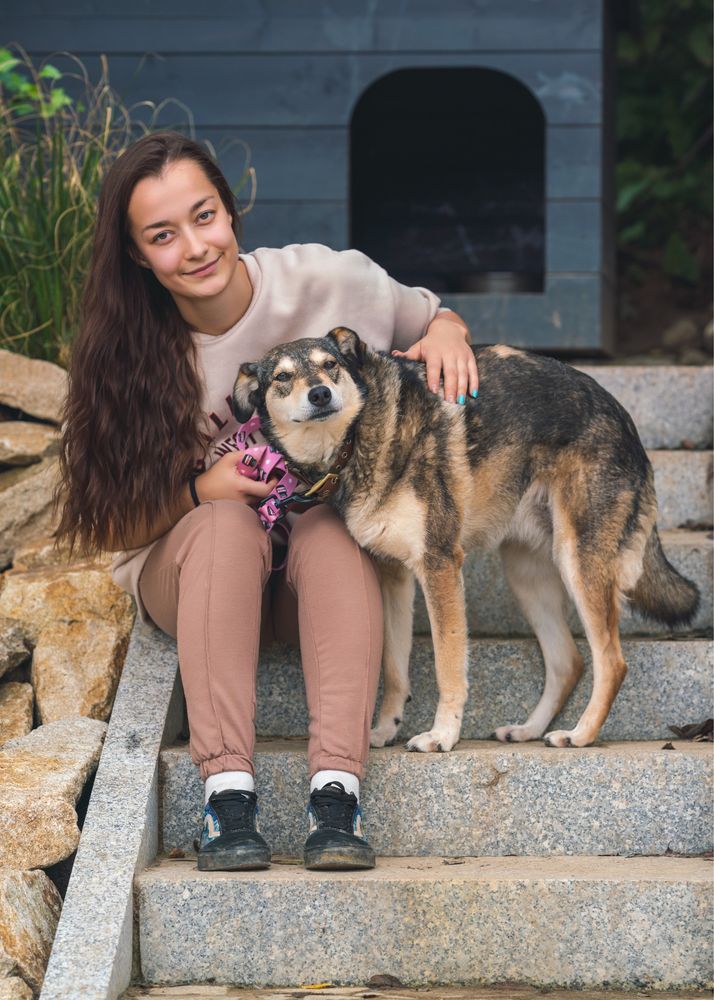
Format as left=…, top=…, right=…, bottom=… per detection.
left=574, top=364, right=712, bottom=450
left=424, top=529, right=712, bottom=636
left=649, top=453, right=713, bottom=533
left=138, top=852, right=713, bottom=884
left=247, top=637, right=713, bottom=743
left=159, top=738, right=713, bottom=859
left=134, top=853, right=713, bottom=990
left=163, top=737, right=712, bottom=760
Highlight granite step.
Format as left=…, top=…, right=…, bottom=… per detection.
left=575, top=364, right=712, bottom=449
left=420, top=529, right=712, bottom=636
left=134, top=854, right=713, bottom=990
left=235, top=637, right=713, bottom=742
left=648, top=450, right=712, bottom=530
left=160, top=739, right=713, bottom=858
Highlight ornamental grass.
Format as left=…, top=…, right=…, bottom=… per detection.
left=0, top=44, right=255, bottom=367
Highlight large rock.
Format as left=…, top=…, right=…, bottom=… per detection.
left=0, top=977, right=33, bottom=999
left=0, top=618, right=30, bottom=681
left=11, top=536, right=112, bottom=573
left=0, top=869, right=62, bottom=995
left=12, top=535, right=115, bottom=573
left=0, top=350, right=67, bottom=425
left=0, top=563, right=135, bottom=645
left=0, top=423, right=58, bottom=467
left=0, top=459, right=59, bottom=569
left=0, top=683, right=33, bottom=746
left=32, top=619, right=128, bottom=724
left=0, top=717, right=107, bottom=869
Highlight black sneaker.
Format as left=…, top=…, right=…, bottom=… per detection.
left=196, top=789, right=271, bottom=871
left=303, top=781, right=376, bottom=870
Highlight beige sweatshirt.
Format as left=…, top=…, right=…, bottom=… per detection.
left=111, top=242, right=443, bottom=623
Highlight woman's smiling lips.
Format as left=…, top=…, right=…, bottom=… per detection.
left=185, top=254, right=222, bottom=276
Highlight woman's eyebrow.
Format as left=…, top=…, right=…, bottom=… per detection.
left=141, top=195, right=215, bottom=234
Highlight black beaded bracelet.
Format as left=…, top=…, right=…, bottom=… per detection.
left=188, top=475, right=201, bottom=508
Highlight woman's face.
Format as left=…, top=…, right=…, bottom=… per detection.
left=127, top=158, right=238, bottom=302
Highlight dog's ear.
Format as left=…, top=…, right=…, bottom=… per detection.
left=326, top=327, right=364, bottom=367
left=232, top=362, right=260, bottom=423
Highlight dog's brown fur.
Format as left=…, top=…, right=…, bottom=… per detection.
left=233, top=328, right=699, bottom=751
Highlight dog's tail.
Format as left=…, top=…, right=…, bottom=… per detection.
left=628, top=526, right=700, bottom=627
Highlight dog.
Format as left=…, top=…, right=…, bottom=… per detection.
left=232, top=327, right=700, bottom=752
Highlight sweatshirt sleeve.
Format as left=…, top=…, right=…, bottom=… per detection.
left=387, top=271, right=444, bottom=352
left=269, top=243, right=444, bottom=354
left=333, top=246, right=442, bottom=352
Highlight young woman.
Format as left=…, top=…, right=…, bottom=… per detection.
left=55, top=131, right=478, bottom=872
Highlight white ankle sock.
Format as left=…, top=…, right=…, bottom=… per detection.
left=205, top=770, right=255, bottom=804
left=310, top=769, right=360, bottom=801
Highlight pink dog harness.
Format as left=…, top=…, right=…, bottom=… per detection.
left=234, top=415, right=300, bottom=536
left=233, top=415, right=355, bottom=568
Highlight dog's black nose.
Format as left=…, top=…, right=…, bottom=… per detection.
left=308, top=385, right=332, bottom=408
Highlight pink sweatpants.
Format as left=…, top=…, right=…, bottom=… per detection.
left=138, top=500, right=383, bottom=781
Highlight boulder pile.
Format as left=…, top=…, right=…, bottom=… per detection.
left=0, top=350, right=135, bottom=999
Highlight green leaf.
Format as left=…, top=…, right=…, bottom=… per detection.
left=643, top=20, right=664, bottom=55
left=0, top=54, right=20, bottom=76
left=617, top=34, right=641, bottom=64
left=616, top=174, right=655, bottom=213
left=39, top=64, right=63, bottom=81
left=619, top=221, right=647, bottom=245
left=7, top=102, right=34, bottom=117
left=688, top=26, right=713, bottom=66
left=663, top=232, right=700, bottom=284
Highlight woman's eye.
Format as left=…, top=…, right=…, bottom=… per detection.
left=198, top=210, right=214, bottom=222
left=153, top=231, right=170, bottom=243
left=275, top=372, right=292, bottom=382
left=323, top=360, right=337, bottom=370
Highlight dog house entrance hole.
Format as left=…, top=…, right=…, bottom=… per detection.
left=350, top=68, right=545, bottom=294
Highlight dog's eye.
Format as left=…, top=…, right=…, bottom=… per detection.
left=274, top=372, right=292, bottom=382
left=323, top=360, right=337, bottom=370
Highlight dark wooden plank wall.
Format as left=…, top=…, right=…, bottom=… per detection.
left=6, top=1, right=605, bottom=50
left=4, top=0, right=613, bottom=350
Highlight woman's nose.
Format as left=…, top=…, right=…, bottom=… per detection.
left=184, top=229, right=209, bottom=258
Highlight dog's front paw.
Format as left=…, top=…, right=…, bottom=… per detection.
left=370, top=720, right=399, bottom=748
left=405, top=729, right=458, bottom=753
left=543, top=728, right=594, bottom=748
left=492, top=723, right=542, bottom=743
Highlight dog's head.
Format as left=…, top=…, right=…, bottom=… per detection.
left=232, top=327, right=367, bottom=468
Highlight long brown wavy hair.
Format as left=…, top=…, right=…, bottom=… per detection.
left=53, top=131, right=243, bottom=555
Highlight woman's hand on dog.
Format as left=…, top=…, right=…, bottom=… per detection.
left=391, top=317, right=479, bottom=405
left=195, top=451, right=275, bottom=506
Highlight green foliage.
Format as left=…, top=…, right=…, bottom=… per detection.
left=0, top=45, right=255, bottom=366
left=0, top=49, right=72, bottom=117
left=616, top=0, right=712, bottom=286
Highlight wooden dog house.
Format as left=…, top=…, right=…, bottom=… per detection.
left=11, top=0, right=622, bottom=351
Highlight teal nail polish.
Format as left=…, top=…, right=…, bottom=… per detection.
left=472, top=389, right=479, bottom=398
left=458, top=394, right=465, bottom=405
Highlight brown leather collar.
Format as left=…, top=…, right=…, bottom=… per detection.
left=283, top=435, right=354, bottom=511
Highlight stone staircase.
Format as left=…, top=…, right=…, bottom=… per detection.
left=40, top=365, right=714, bottom=999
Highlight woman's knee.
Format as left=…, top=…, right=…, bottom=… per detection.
left=287, top=504, right=380, bottom=594
left=288, top=504, right=354, bottom=554
left=183, top=499, right=271, bottom=565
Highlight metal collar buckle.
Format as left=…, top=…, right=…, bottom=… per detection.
left=304, top=471, right=340, bottom=499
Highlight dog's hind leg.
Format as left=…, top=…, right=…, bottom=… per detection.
left=494, top=540, right=584, bottom=742
left=405, top=551, right=469, bottom=753
left=544, top=515, right=628, bottom=748
left=370, top=561, right=416, bottom=748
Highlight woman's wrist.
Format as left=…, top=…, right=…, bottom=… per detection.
left=180, top=477, right=200, bottom=517
left=188, top=474, right=201, bottom=507
left=425, top=313, right=471, bottom=343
